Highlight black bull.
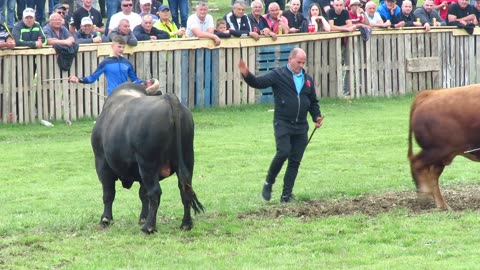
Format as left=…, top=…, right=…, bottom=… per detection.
left=91, top=82, right=204, bottom=233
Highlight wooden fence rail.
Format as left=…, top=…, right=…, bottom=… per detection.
left=1, top=27, right=479, bottom=124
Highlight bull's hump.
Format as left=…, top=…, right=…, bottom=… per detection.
left=116, top=90, right=145, bottom=98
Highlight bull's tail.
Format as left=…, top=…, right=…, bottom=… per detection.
left=166, top=94, right=205, bottom=214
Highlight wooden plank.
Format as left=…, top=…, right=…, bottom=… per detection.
left=397, top=34, right=406, bottom=95
left=204, top=49, right=211, bottom=107
left=188, top=50, right=195, bottom=108
left=180, top=50, right=189, bottom=105
left=211, top=49, right=219, bottom=106
left=226, top=48, right=233, bottom=105
left=218, top=48, right=226, bottom=106
left=247, top=46, right=256, bottom=104
left=240, top=46, right=248, bottom=104
left=372, top=35, right=380, bottom=96
left=195, top=49, right=205, bottom=107
left=232, top=48, right=241, bottom=105
left=406, top=57, right=441, bottom=72
left=173, top=51, right=181, bottom=97
left=157, top=51, right=167, bottom=94
left=411, top=34, right=419, bottom=92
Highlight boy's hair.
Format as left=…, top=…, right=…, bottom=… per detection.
left=111, top=35, right=126, bottom=45
left=216, top=19, right=227, bottom=27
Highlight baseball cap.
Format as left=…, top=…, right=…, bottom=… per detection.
left=139, top=0, right=152, bottom=5
left=53, top=3, right=66, bottom=10
left=349, top=0, right=361, bottom=6
left=385, top=0, right=396, bottom=2
left=159, top=5, right=170, bottom=11
left=81, top=17, right=93, bottom=25
left=23, top=8, right=35, bottom=18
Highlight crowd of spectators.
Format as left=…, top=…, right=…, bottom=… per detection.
left=2, top=0, right=480, bottom=50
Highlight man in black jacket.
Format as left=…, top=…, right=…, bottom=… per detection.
left=223, top=0, right=259, bottom=40
left=239, top=48, right=324, bottom=203
left=12, top=8, right=47, bottom=48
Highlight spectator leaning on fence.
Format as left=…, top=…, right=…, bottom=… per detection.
left=43, top=13, right=75, bottom=46
left=414, top=0, right=447, bottom=30
left=247, top=0, right=277, bottom=40
left=214, top=18, right=232, bottom=38
left=365, top=1, right=391, bottom=27
left=223, top=0, right=259, bottom=40
left=73, top=16, right=109, bottom=43
left=263, top=2, right=290, bottom=34
left=307, top=3, right=331, bottom=32
left=153, top=5, right=186, bottom=38
left=68, top=35, right=144, bottom=96
left=328, top=0, right=356, bottom=32
left=391, top=0, right=422, bottom=27
left=0, top=21, right=15, bottom=49
left=377, top=0, right=401, bottom=25
left=70, top=0, right=105, bottom=34
left=347, top=0, right=370, bottom=28
left=186, top=2, right=221, bottom=46
left=133, top=14, right=169, bottom=40
left=12, top=8, right=47, bottom=48
left=108, top=18, right=138, bottom=46
left=283, top=0, right=306, bottom=33
left=447, top=0, right=477, bottom=27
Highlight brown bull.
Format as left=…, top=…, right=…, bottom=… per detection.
left=408, top=84, right=480, bottom=209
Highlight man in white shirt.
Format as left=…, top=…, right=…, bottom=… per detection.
left=186, top=2, right=220, bottom=45
left=108, top=0, right=143, bottom=31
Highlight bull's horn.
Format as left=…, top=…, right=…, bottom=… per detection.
left=145, top=79, right=160, bottom=95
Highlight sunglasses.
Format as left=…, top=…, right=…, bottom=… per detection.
left=57, top=11, right=65, bottom=15
left=122, top=3, right=133, bottom=7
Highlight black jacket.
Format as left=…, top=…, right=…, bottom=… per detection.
left=224, top=11, right=252, bottom=37
left=133, top=24, right=169, bottom=41
left=243, top=66, right=321, bottom=124
left=12, top=21, right=47, bottom=48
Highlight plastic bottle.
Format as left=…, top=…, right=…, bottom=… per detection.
left=40, top=119, right=54, bottom=127
left=97, top=32, right=101, bottom=37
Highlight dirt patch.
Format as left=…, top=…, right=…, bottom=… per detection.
left=238, top=185, right=480, bottom=219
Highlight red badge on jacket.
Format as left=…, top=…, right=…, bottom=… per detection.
left=305, top=80, right=311, bottom=87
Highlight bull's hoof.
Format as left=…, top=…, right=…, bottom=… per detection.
left=99, top=217, right=112, bottom=228
left=141, top=225, right=157, bottom=234
left=180, top=221, right=193, bottom=231
left=138, top=217, right=147, bottom=225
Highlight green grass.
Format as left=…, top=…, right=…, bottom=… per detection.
left=1, top=96, right=480, bottom=269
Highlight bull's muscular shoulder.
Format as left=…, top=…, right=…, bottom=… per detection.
left=412, top=84, right=480, bottom=116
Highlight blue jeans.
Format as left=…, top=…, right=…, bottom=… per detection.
left=168, top=0, right=188, bottom=28
left=302, top=0, right=312, bottom=17
left=17, top=0, right=25, bottom=20
left=0, top=0, right=16, bottom=29
left=105, top=0, right=120, bottom=34
left=26, top=0, right=46, bottom=24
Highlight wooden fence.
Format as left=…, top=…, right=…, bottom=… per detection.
left=1, top=27, right=480, bottom=124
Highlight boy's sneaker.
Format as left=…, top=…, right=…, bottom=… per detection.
left=280, top=194, right=296, bottom=203
left=262, top=183, right=272, bottom=201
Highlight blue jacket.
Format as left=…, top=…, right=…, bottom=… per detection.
left=79, top=56, right=143, bottom=95
left=377, top=1, right=401, bottom=22
left=242, top=66, right=321, bottom=125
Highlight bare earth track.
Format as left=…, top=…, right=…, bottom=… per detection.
left=239, top=185, right=480, bottom=219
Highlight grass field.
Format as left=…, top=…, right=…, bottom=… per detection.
left=2, top=95, right=480, bottom=269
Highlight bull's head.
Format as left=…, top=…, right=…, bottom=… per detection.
left=144, top=79, right=162, bottom=96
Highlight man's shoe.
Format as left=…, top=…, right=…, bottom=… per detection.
left=280, top=194, right=296, bottom=203
left=262, top=183, right=272, bottom=201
